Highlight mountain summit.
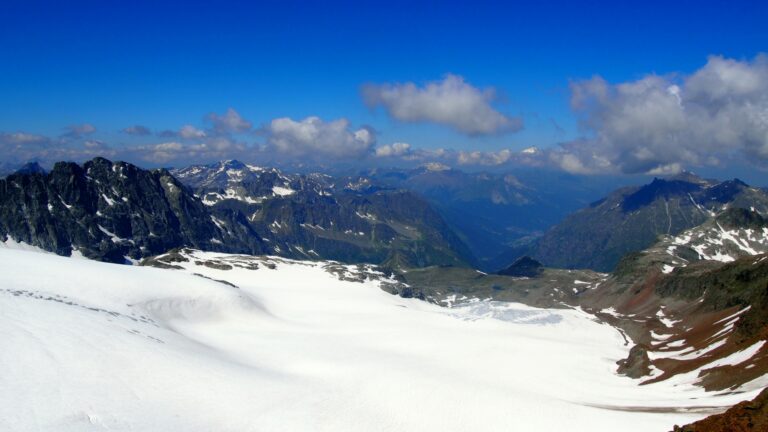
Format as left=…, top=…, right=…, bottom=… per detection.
left=526, top=175, right=768, bottom=272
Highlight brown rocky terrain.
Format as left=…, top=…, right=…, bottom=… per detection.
left=672, top=387, right=768, bottom=431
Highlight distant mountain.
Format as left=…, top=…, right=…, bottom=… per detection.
left=0, top=157, right=266, bottom=263
left=527, top=174, right=768, bottom=272
left=361, top=165, right=623, bottom=269
left=173, top=160, right=476, bottom=268
left=14, top=162, right=46, bottom=175
left=0, top=158, right=475, bottom=268
left=641, top=207, right=768, bottom=273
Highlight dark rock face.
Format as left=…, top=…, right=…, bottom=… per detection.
left=621, top=178, right=702, bottom=212
left=0, top=158, right=266, bottom=263
left=616, top=345, right=652, bottom=379
left=671, top=387, right=768, bottom=432
left=497, top=256, right=543, bottom=277
left=528, top=175, right=768, bottom=272
left=715, top=206, right=767, bottom=230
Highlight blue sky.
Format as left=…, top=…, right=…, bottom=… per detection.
left=1, top=0, right=767, bottom=180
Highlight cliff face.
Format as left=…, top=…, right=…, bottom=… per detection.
left=0, top=157, right=266, bottom=263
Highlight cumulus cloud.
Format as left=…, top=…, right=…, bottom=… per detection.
left=0, top=131, right=120, bottom=165
left=62, top=123, right=96, bottom=139
left=0, top=132, right=50, bottom=148
left=178, top=125, right=207, bottom=139
left=362, top=74, right=523, bottom=136
left=457, top=149, right=514, bottom=166
left=132, top=136, right=246, bottom=164
left=83, top=139, right=108, bottom=150
left=559, top=54, right=768, bottom=174
left=264, top=116, right=375, bottom=159
left=375, top=142, right=411, bottom=157
left=0, top=132, right=52, bottom=164
left=122, top=125, right=151, bottom=136
left=368, top=144, right=552, bottom=169
left=208, top=108, right=252, bottom=133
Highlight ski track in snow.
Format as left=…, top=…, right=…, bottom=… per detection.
left=0, top=248, right=765, bottom=432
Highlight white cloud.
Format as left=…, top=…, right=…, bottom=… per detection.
left=362, top=74, right=523, bottom=136
left=646, top=162, right=684, bottom=176
left=122, top=125, right=151, bottom=136
left=375, top=142, right=411, bottom=157
left=548, top=151, right=608, bottom=175
left=457, top=149, right=514, bottom=166
left=179, top=125, right=207, bottom=139
left=208, top=108, right=252, bottom=133
left=0, top=132, right=52, bottom=164
left=83, top=140, right=108, bottom=150
left=0, top=132, right=50, bottom=147
left=131, top=137, right=246, bottom=164
left=561, top=54, right=768, bottom=174
left=0, top=130, right=121, bottom=165
left=264, top=116, right=375, bottom=159
left=62, top=123, right=96, bottom=139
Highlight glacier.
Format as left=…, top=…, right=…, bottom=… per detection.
left=0, top=247, right=765, bottom=431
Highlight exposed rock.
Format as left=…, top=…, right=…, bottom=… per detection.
left=497, top=256, right=543, bottom=277
left=0, top=157, right=268, bottom=263
left=616, top=345, right=652, bottom=379
left=672, top=387, right=768, bottom=431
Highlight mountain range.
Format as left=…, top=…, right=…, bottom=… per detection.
left=0, top=158, right=474, bottom=268
left=5, top=158, right=768, bottom=278
left=172, top=160, right=475, bottom=268
left=359, top=165, right=625, bottom=269
left=520, top=174, right=768, bottom=272
left=3, top=156, right=768, bottom=429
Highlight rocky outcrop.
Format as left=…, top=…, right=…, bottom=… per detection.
left=0, top=157, right=266, bottom=263
left=672, top=387, right=768, bottom=431
left=497, top=256, right=543, bottom=277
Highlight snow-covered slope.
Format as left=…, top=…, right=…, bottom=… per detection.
left=1, top=248, right=766, bottom=431
left=170, top=159, right=476, bottom=268
left=172, top=160, right=327, bottom=206
left=636, top=207, right=768, bottom=274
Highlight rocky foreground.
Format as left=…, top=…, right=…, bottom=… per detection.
left=672, top=387, right=768, bottom=431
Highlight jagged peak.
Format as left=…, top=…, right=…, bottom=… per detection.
left=723, top=177, right=750, bottom=188
left=621, top=177, right=703, bottom=212
left=219, top=159, right=246, bottom=169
